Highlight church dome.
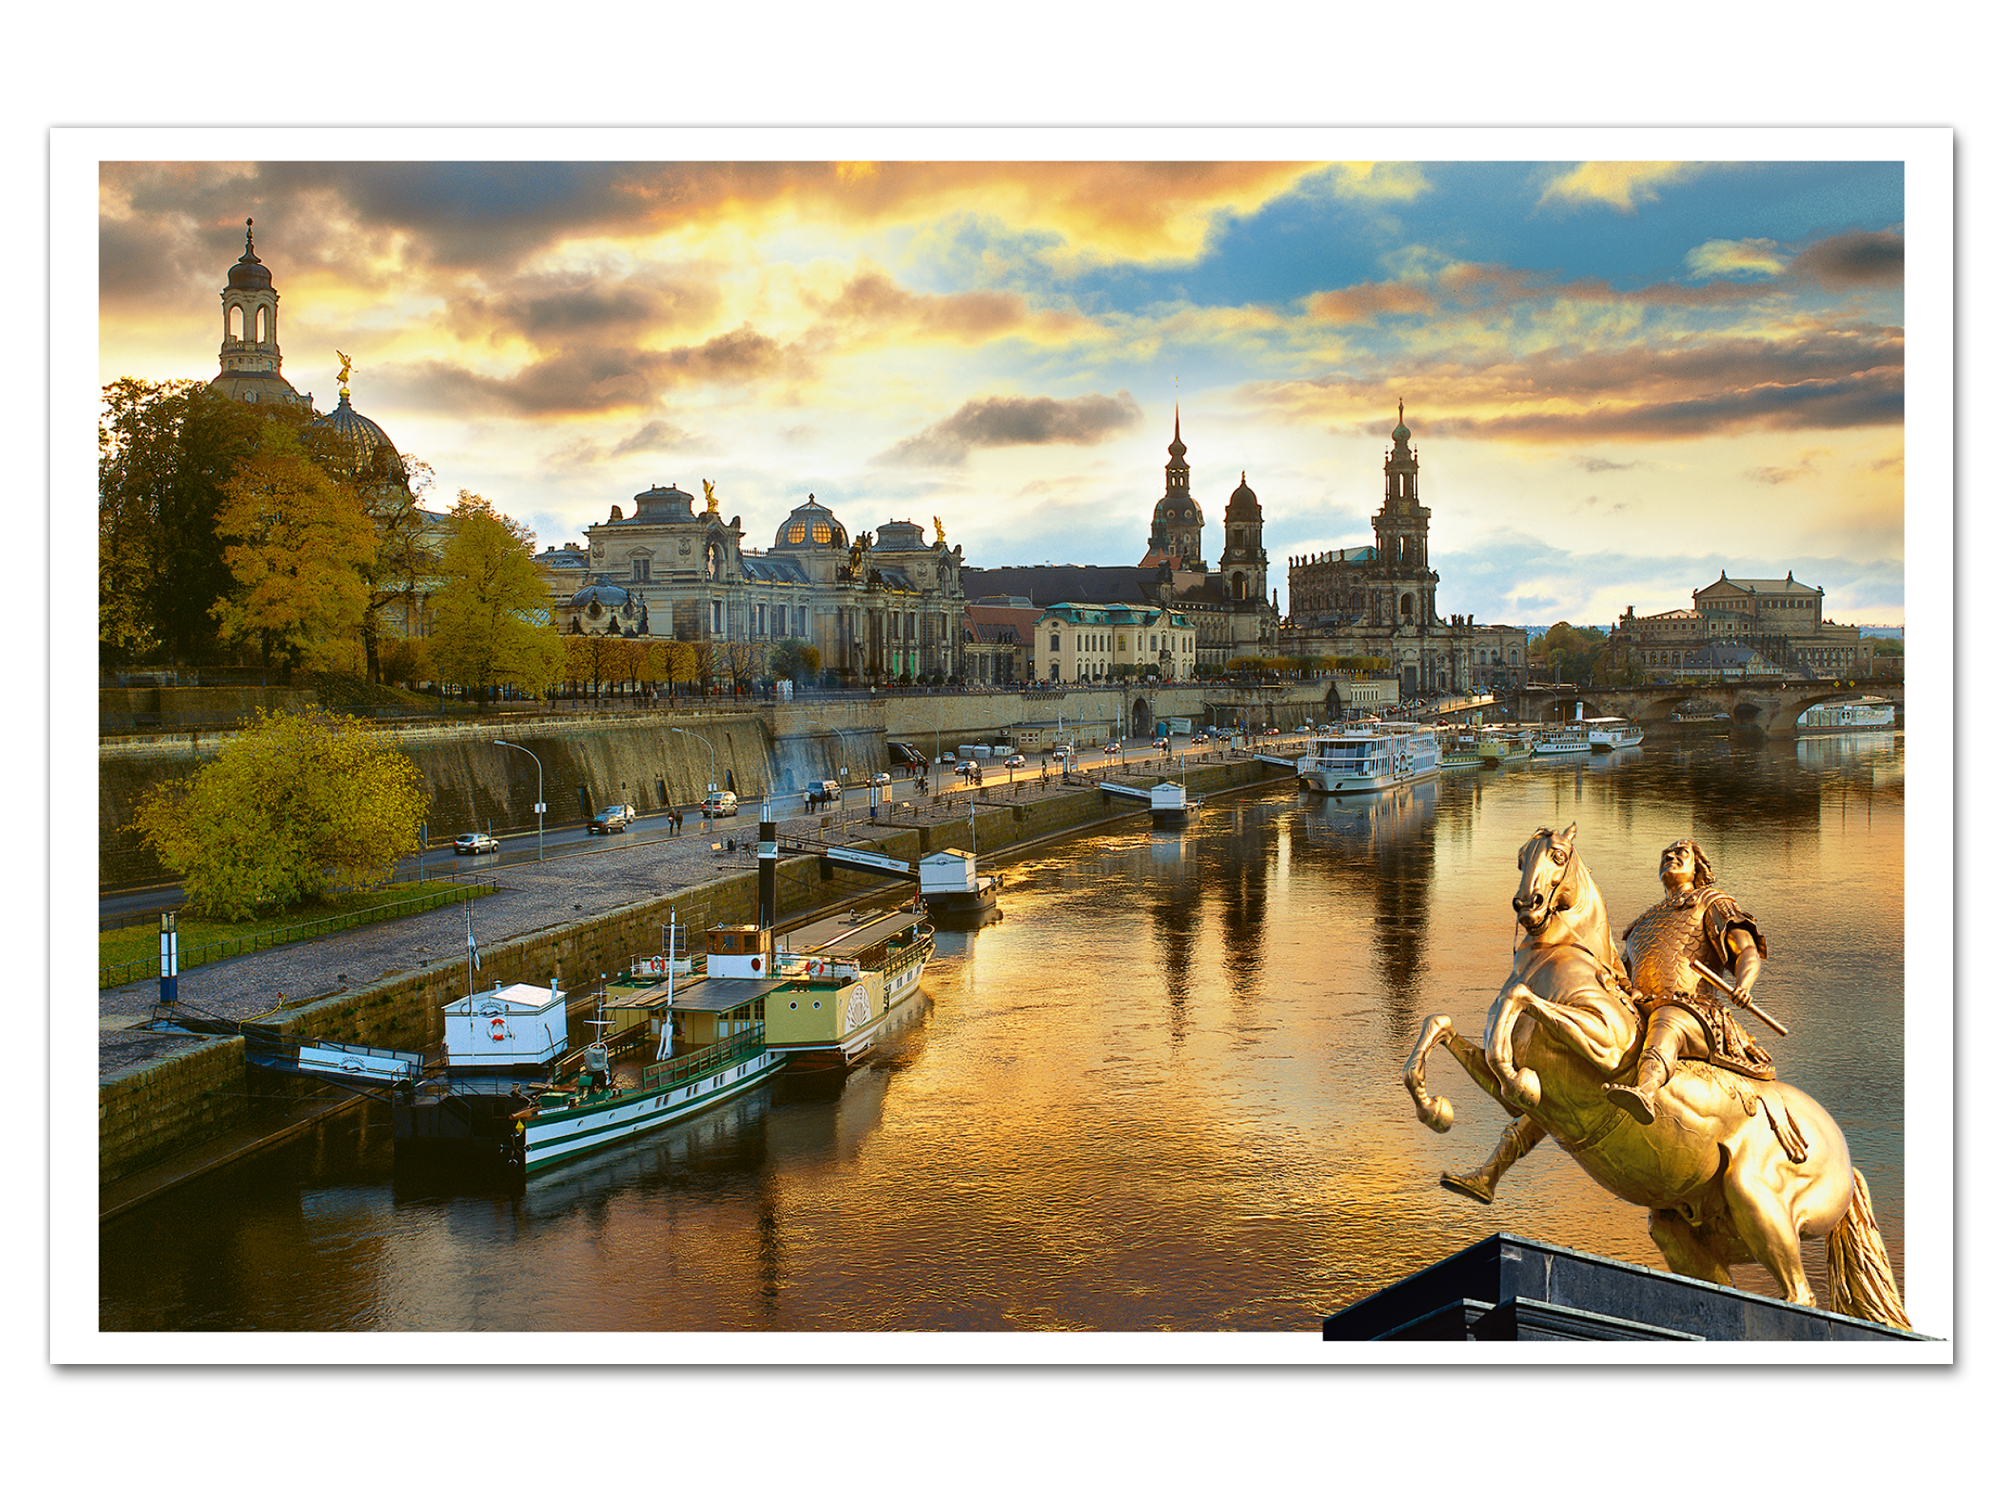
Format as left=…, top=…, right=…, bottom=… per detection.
left=306, top=392, right=405, bottom=482
left=1153, top=494, right=1203, bottom=527
left=1225, top=472, right=1260, bottom=520
left=623, top=483, right=697, bottom=523
left=227, top=232, right=273, bottom=291
left=773, top=495, right=849, bottom=551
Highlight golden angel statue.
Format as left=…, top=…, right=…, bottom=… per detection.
left=336, top=351, right=353, bottom=395
left=702, top=479, right=719, bottom=512
left=933, top=515, right=946, bottom=543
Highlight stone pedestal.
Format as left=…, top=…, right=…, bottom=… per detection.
left=1323, top=1235, right=1926, bottom=1342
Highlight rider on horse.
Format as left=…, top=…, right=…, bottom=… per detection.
left=1602, top=838, right=1774, bottom=1125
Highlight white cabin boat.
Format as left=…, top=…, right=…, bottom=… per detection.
left=1294, top=722, right=1442, bottom=795
left=1531, top=724, right=1591, bottom=757
left=1799, top=698, right=1896, bottom=730
left=1585, top=716, right=1644, bottom=752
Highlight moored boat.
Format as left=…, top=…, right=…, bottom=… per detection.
left=1798, top=697, right=1896, bottom=730
left=1584, top=716, right=1644, bottom=752
left=1294, top=722, right=1442, bottom=795
left=1476, top=729, right=1534, bottom=762
left=1531, top=724, right=1591, bottom=757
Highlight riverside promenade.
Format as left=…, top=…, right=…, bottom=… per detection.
left=99, top=753, right=1242, bottom=1081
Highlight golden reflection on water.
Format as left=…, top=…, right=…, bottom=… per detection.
left=99, top=735, right=1905, bottom=1333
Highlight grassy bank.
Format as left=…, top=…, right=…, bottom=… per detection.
left=101, top=880, right=496, bottom=990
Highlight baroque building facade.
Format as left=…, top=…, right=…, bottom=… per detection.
left=1606, top=571, right=1874, bottom=681
left=550, top=484, right=970, bottom=685
left=1279, top=406, right=1526, bottom=697
left=960, top=410, right=1277, bottom=674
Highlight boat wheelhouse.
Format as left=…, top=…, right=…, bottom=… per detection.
left=1294, top=722, right=1442, bottom=795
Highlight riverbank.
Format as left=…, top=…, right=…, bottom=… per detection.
left=98, top=750, right=1289, bottom=1206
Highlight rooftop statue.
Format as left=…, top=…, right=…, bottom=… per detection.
left=1403, top=823, right=1909, bottom=1328
left=703, top=478, right=719, bottom=513
left=337, top=350, right=352, bottom=396
left=933, top=514, right=945, bottom=543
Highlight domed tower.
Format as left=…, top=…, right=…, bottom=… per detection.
left=1372, top=401, right=1437, bottom=626
left=1218, top=471, right=1267, bottom=603
left=1140, top=407, right=1204, bottom=568
left=210, top=219, right=309, bottom=409
left=305, top=361, right=406, bottom=486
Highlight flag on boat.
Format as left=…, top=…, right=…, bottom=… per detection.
left=467, top=903, right=481, bottom=970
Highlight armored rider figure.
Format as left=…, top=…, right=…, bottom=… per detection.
left=1602, top=837, right=1774, bottom=1125
left=1439, top=834, right=1779, bottom=1206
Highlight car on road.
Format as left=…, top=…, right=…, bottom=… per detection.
left=454, top=831, right=499, bottom=855
left=1002, top=754, right=1025, bottom=769
left=870, top=771, right=893, bottom=786
left=586, top=804, right=637, bottom=834
left=701, top=790, right=739, bottom=817
left=956, top=760, right=978, bottom=775
left=805, top=779, right=841, bottom=808
left=1103, top=742, right=1120, bottom=755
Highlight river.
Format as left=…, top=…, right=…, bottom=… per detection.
left=98, top=730, right=1911, bottom=1338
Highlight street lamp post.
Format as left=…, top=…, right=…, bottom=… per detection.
left=492, top=739, right=545, bottom=861
left=670, top=726, right=717, bottom=831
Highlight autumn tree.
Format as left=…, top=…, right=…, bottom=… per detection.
left=563, top=630, right=623, bottom=701
left=1533, top=622, right=1609, bottom=685
left=211, top=424, right=376, bottom=677
left=129, top=708, right=426, bottom=919
left=99, top=379, right=270, bottom=667
left=429, top=493, right=559, bottom=708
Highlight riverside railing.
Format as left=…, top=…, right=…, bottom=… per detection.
left=98, top=879, right=496, bottom=991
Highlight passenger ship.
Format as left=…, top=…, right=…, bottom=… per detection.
left=1584, top=716, right=1645, bottom=752
left=1294, top=721, right=1442, bottom=795
left=1799, top=697, right=1896, bottom=730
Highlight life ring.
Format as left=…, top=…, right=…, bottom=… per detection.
left=489, top=1017, right=507, bottom=1042
left=808, top=959, right=825, bottom=977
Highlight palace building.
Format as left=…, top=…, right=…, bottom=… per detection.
left=1605, top=572, right=1874, bottom=681
left=550, top=484, right=971, bottom=686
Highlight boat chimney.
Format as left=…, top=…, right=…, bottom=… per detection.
left=758, top=811, right=779, bottom=933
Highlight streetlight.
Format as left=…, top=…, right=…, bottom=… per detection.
left=670, top=725, right=717, bottom=829
left=492, top=740, right=545, bottom=861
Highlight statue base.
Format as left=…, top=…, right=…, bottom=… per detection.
left=1323, top=1234, right=1926, bottom=1341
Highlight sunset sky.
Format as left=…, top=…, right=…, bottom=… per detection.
left=94, top=143, right=1917, bottom=628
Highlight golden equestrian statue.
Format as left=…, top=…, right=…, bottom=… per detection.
left=1403, top=823, right=1909, bottom=1327
left=337, top=350, right=353, bottom=397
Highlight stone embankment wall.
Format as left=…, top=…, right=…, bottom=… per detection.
left=99, top=687, right=1339, bottom=889
left=98, top=756, right=1281, bottom=1187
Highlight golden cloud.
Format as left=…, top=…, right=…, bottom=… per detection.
left=1308, top=281, right=1437, bottom=325
left=1685, top=237, right=1788, bottom=279
left=1538, top=162, right=1705, bottom=212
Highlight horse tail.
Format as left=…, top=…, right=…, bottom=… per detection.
left=1825, top=1167, right=1911, bottom=1331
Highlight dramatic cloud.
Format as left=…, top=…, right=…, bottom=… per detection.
left=611, top=419, right=698, bottom=457
left=875, top=391, right=1144, bottom=466
left=1791, top=230, right=1904, bottom=286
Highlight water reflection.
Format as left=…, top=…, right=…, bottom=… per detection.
left=99, top=737, right=1907, bottom=1333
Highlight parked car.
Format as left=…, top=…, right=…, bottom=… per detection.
left=587, top=803, right=636, bottom=834
left=1103, top=742, right=1120, bottom=754
left=870, top=771, right=892, bottom=786
left=702, top=790, right=739, bottom=817
left=454, top=831, right=498, bottom=855
left=1002, top=754, right=1025, bottom=769
left=805, top=779, right=841, bottom=809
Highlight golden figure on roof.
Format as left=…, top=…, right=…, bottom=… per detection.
left=1402, top=823, right=1910, bottom=1328
left=933, top=515, right=945, bottom=543
left=336, top=350, right=352, bottom=397
left=702, top=478, right=719, bottom=513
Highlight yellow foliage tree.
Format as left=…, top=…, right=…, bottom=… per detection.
left=211, top=426, right=376, bottom=675
left=129, top=709, right=428, bottom=919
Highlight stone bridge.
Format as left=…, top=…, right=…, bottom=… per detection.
left=1507, top=680, right=1903, bottom=741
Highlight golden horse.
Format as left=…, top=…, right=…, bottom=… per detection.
left=1403, top=823, right=1910, bottom=1328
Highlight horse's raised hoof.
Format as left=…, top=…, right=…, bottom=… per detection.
left=1439, top=1171, right=1495, bottom=1205
left=1604, top=1082, right=1656, bottom=1125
